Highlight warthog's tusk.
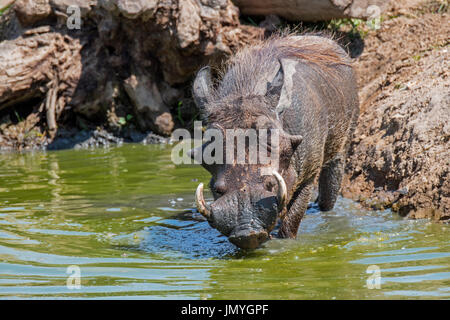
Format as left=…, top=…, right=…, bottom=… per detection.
left=195, top=183, right=211, bottom=218
left=272, top=170, right=287, bottom=211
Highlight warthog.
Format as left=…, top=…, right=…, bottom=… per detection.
left=191, top=34, right=359, bottom=249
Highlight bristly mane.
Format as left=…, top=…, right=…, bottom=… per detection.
left=203, top=32, right=352, bottom=124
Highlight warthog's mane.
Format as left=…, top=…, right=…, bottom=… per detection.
left=203, top=32, right=351, bottom=126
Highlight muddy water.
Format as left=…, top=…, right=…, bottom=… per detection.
left=0, top=144, right=448, bottom=299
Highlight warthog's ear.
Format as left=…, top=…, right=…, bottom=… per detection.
left=265, top=63, right=284, bottom=107
left=193, top=66, right=212, bottom=112
left=187, top=145, right=202, bottom=162
left=287, top=133, right=303, bottom=151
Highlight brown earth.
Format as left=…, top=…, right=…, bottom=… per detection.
left=341, top=0, right=449, bottom=222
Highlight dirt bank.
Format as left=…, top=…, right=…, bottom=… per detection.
left=341, top=0, right=449, bottom=222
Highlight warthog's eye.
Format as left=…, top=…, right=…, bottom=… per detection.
left=257, top=127, right=273, bottom=154
left=213, top=180, right=227, bottom=197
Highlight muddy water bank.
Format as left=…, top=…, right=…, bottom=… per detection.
left=342, top=0, right=449, bottom=221
left=0, top=126, right=168, bottom=152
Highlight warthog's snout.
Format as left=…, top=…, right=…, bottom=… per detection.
left=228, top=228, right=269, bottom=249
left=195, top=171, right=287, bottom=249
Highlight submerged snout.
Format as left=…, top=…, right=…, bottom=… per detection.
left=228, top=228, right=269, bottom=249
left=194, top=170, right=287, bottom=249
left=198, top=189, right=277, bottom=249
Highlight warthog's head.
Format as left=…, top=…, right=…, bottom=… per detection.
left=190, top=66, right=302, bottom=249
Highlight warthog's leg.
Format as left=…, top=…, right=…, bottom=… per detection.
left=278, top=181, right=314, bottom=238
left=316, top=152, right=345, bottom=211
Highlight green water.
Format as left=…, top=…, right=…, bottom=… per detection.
left=0, top=144, right=448, bottom=299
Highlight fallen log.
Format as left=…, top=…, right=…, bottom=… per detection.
left=233, top=0, right=389, bottom=21
left=0, top=0, right=262, bottom=140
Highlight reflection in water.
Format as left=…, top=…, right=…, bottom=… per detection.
left=0, top=144, right=448, bottom=299
left=136, top=211, right=238, bottom=259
